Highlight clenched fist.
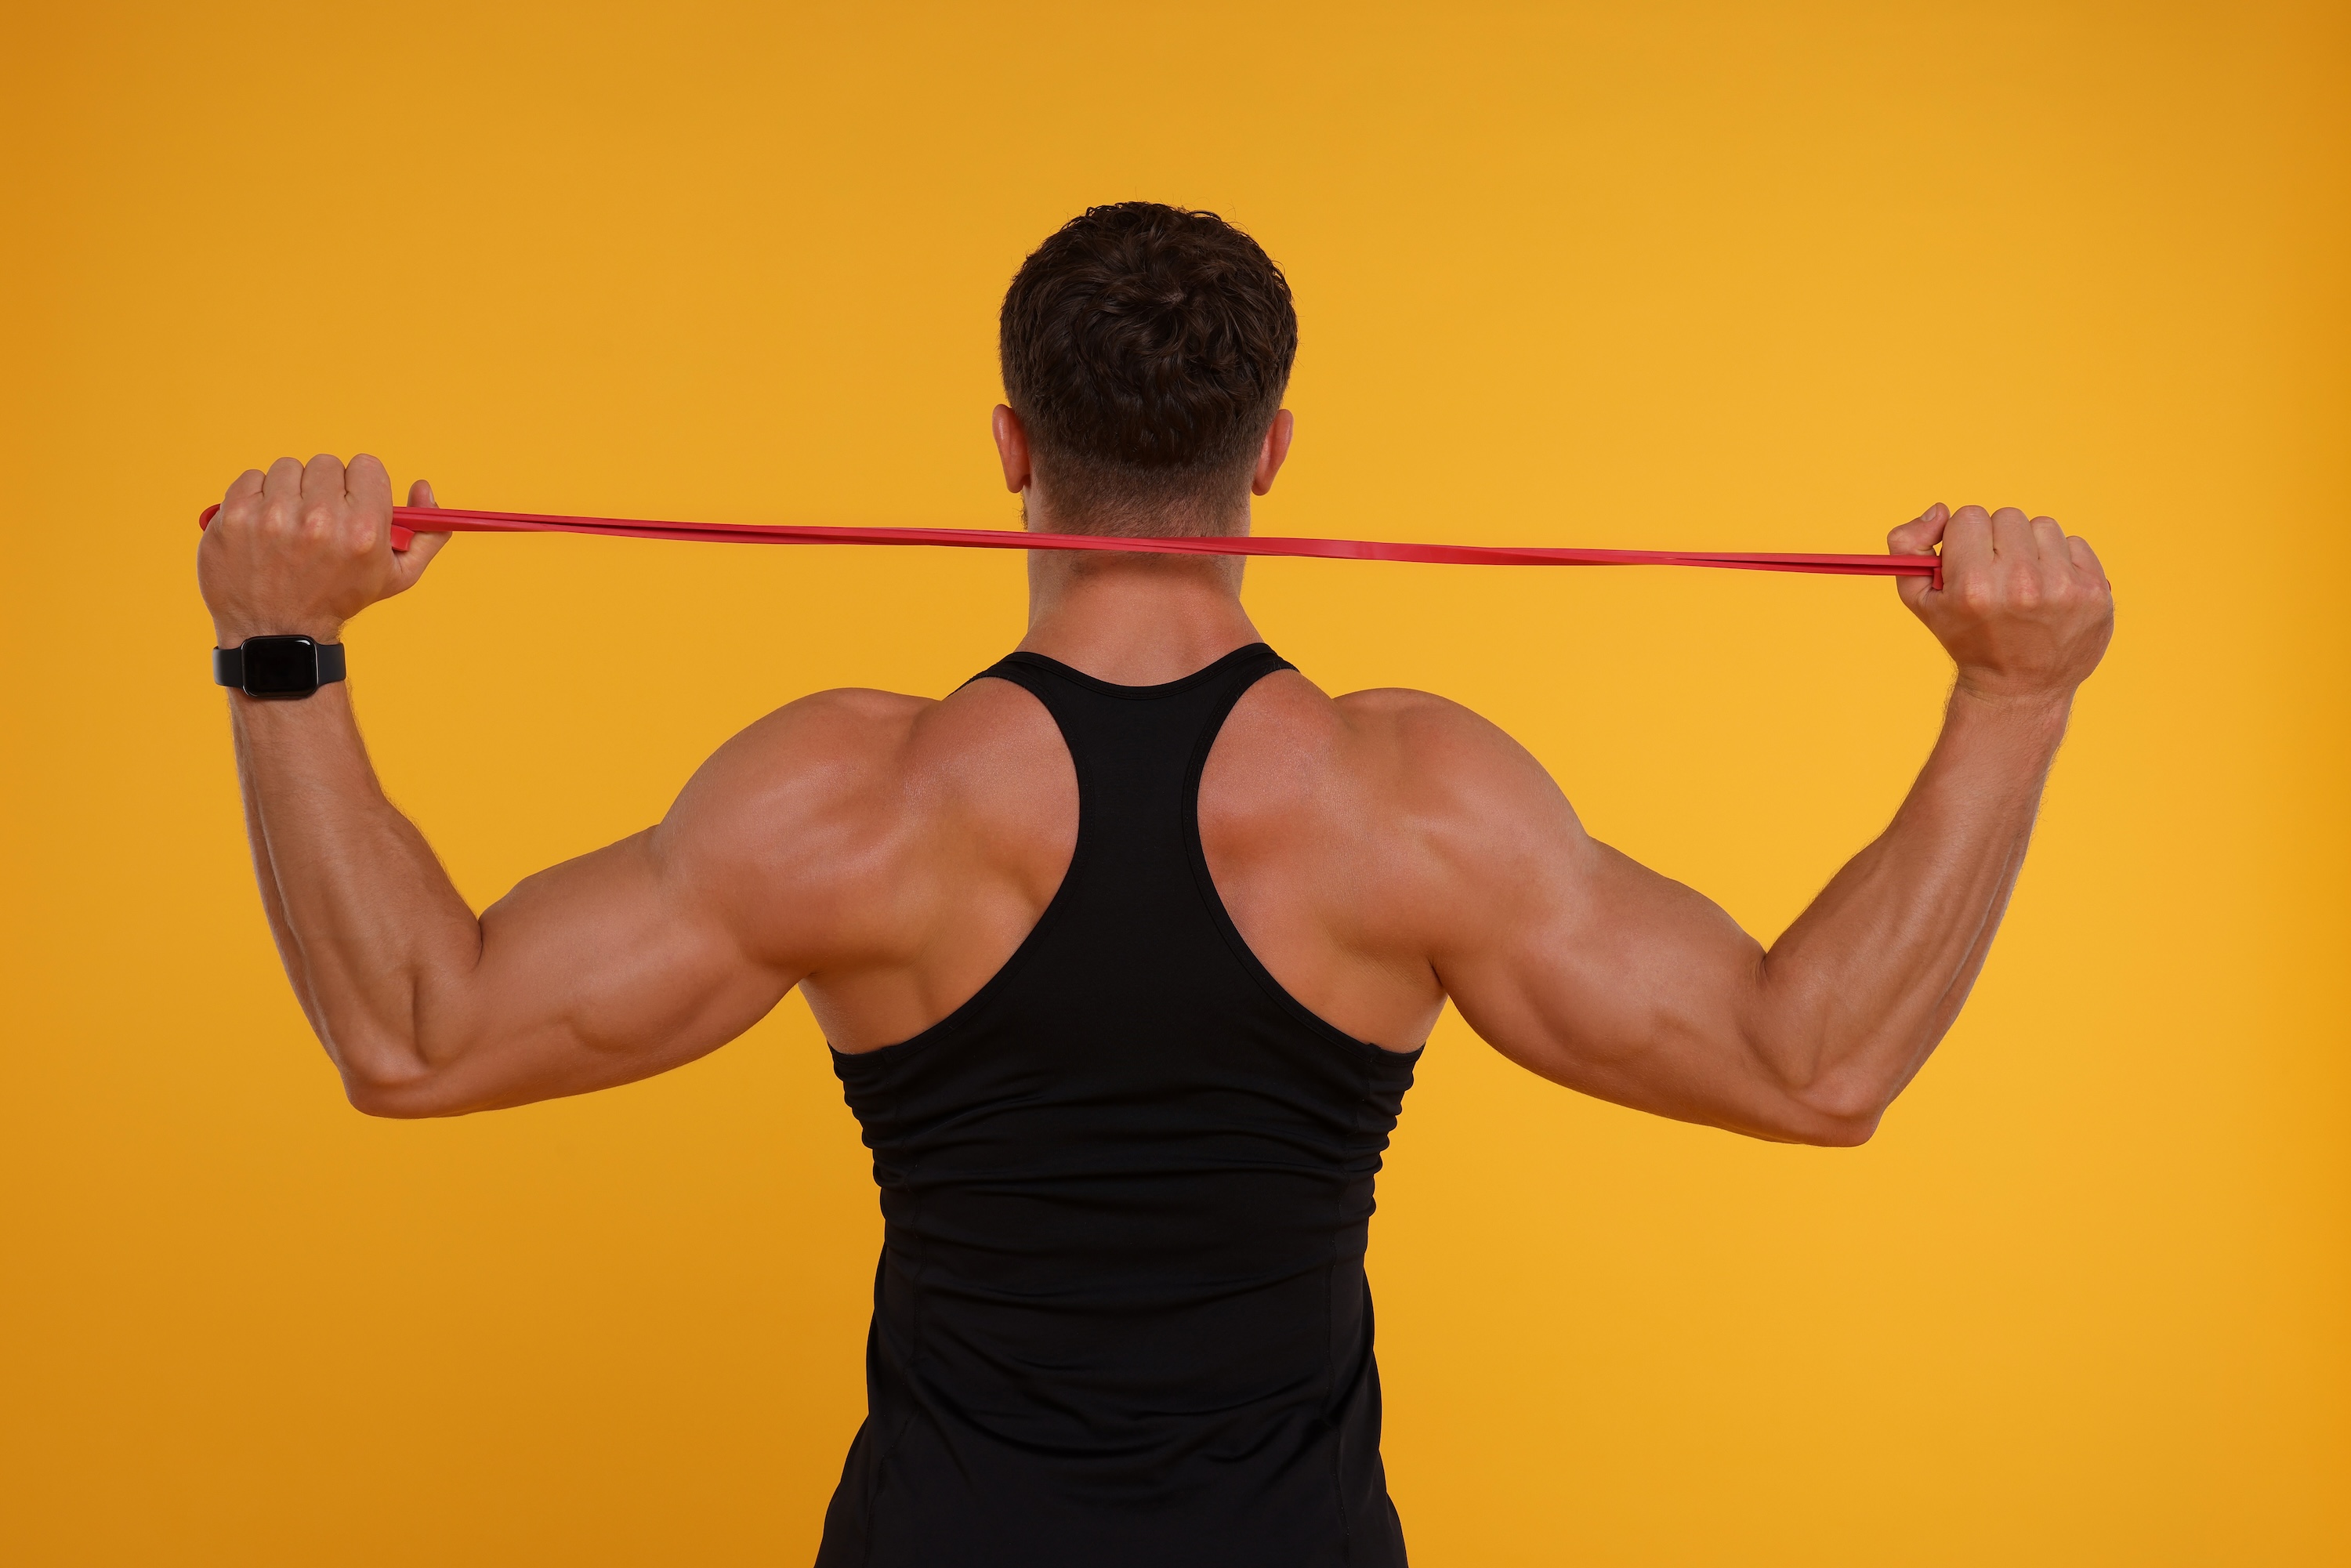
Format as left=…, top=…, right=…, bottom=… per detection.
left=198, top=454, right=451, bottom=646
left=1890, top=503, right=2114, bottom=704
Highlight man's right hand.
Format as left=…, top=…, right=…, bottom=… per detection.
left=198, top=454, right=451, bottom=647
left=1890, top=502, right=2115, bottom=704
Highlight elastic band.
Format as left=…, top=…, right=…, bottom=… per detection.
left=195, top=504, right=1943, bottom=588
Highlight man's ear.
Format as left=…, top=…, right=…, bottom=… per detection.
left=993, top=404, right=1032, bottom=494
left=1252, top=409, right=1295, bottom=497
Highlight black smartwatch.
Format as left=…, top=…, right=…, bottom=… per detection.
left=212, top=636, right=346, bottom=700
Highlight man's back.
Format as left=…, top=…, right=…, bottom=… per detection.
left=722, top=639, right=1462, bottom=1062
left=814, top=643, right=1415, bottom=1566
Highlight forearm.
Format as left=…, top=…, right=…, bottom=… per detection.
left=1752, top=685, right=2072, bottom=1121
left=229, top=686, right=483, bottom=1093
left=233, top=717, right=331, bottom=1044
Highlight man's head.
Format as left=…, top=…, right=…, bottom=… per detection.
left=997, top=203, right=1297, bottom=536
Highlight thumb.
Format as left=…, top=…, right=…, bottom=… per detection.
left=391, top=477, right=453, bottom=585
left=1888, top=502, right=1947, bottom=615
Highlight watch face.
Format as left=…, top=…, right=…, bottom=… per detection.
left=241, top=636, right=320, bottom=695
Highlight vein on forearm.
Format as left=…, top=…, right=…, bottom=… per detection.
left=1755, top=691, right=2066, bottom=1111
left=232, top=690, right=484, bottom=1077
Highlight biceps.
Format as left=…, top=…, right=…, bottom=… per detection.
left=410, top=833, right=793, bottom=1110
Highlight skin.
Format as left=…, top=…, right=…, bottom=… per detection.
left=198, top=411, right=2111, bottom=1143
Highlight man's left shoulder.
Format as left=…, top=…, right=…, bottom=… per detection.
left=1329, top=685, right=1552, bottom=794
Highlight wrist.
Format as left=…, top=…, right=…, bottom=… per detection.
left=1949, top=677, right=2074, bottom=732
left=226, top=678, right=352, bottom=715
left=213, top=618, right=343, bottom=648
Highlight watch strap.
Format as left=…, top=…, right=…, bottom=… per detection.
left=212, top=639, right=346, bottom=693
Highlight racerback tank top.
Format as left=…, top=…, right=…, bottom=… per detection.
left=817, top=643, right=1420, bottom=1567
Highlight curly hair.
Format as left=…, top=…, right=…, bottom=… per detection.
left=999, top=203, right=1297, bottom=532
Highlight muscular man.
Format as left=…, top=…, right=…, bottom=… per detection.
left=197, top=203, right=2112, bottom=1566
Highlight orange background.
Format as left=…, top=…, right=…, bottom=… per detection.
left=3, top=2, right=2345, bottom=1563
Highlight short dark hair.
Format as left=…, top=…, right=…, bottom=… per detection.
left=1000, top=202, right=1297, bottom=530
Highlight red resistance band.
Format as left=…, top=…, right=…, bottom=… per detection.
left=195, top=505, right=1943, bottom=588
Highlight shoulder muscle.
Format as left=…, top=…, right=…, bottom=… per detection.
left=1328, top=687, right=1597, bottom=951
left=655, top=687, right=933, bottom=967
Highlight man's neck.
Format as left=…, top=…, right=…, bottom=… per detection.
left=1016, top=518, right=1262, bottom=686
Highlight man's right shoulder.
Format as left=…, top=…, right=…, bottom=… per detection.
left=653, top=675, right=1069, bottom=969
left=679, top=686, right=933, bottom=821
left=663, top=675, right=1064, bottom=859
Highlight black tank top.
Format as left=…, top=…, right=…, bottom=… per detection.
left=817, top=644, right=1420, bottom=1568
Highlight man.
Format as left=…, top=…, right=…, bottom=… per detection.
left=197, top=202, right=2113, bottom=1566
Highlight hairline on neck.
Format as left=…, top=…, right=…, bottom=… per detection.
left=1020, top=487, right=1253, bottom=541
